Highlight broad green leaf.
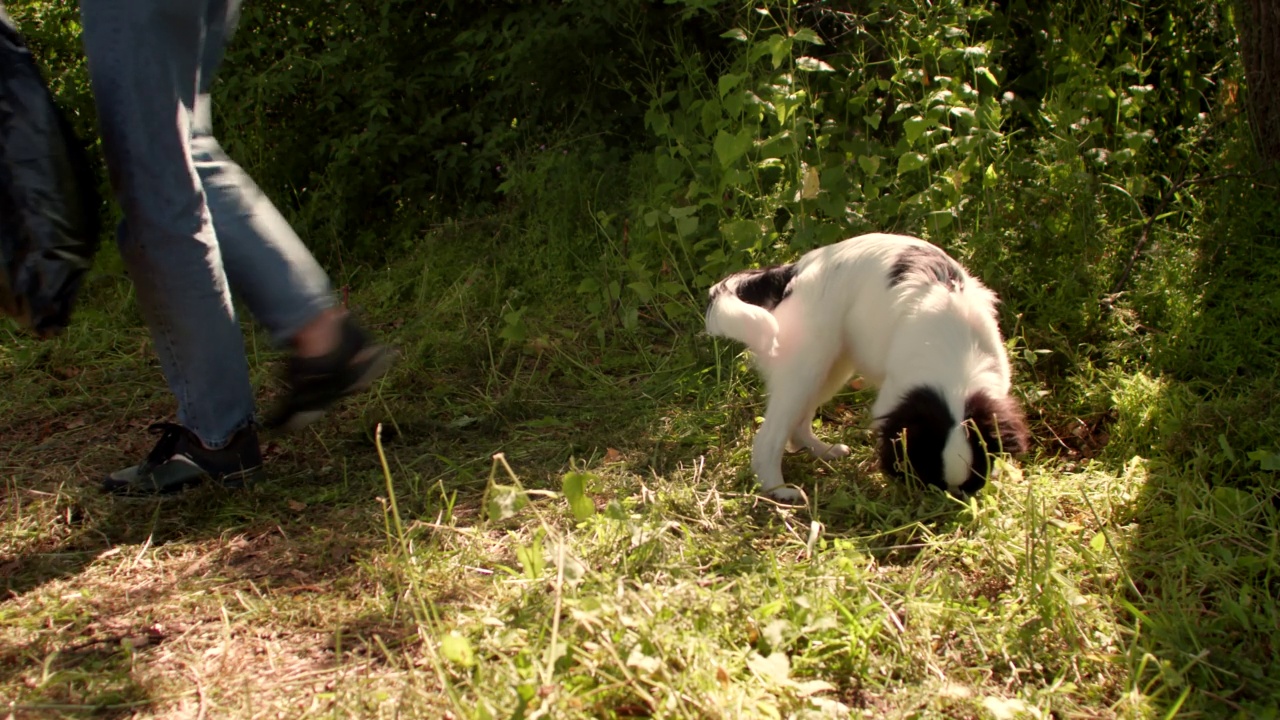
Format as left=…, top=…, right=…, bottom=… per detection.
left=858, top=154, right=881, bottom=176
left=627, top=281, right=653, bottom=303
left=1218, top=433, right=1236, bottom=462
left=713, top=128, right=754, bottom=167
left=976, top=66, right=999, bottom=92
left=718, top=72, right=746, bottom=99
left=926, top=209, right=953, bottom=232
left=796, top=56, right=835, bottom=73
left=983, top=163, right=999, bottom=187
left=791, top=28, right=823, bottom=45
left=485, top=484, right=528, bottom=521
left=721, top=219, right=761, bottom=250
left=795, top=679, right=837, bottom=697
left=1248, top=450, right=1280, bottom=470
left=700, top=97, right=721, bottom=133
left=768, top=35, right=791, bottom=69
left=897, top=152, right=927, bottom=175
left=904, top=116, right=927, bottom=143
left=441, top=633, right=475, bottom=667
left=864, top=111, right=882, bottom=130
left=746, top=652, right=791, bottom=685
left=626, top=645, right=662, bottom=674
left=983, top=696, right=1031, bottom=720
left=675, top=214, right=699, bottom=238
left=800, top=165, right=820, bottom=199
left=562, top=471, right=596, bottom=521
left=516, top=540, right=545, bottom=579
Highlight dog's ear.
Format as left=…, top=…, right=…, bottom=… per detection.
left=876, top=386, right=953, bottom=489
left=964, top=390, right=1030, bottom=456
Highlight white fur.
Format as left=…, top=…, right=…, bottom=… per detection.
left=704, top=293, right=781, bottom=358
left=706, top=233, right=1015, bottom=501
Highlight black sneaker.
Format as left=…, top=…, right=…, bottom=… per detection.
left=102, top=423, right=263, bottom=497
left=262, top=314, right=394, bottom=433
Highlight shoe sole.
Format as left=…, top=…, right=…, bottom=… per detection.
left=270, top=347, right=396, bottom=434
left=105, top=466, right=263, bottom=501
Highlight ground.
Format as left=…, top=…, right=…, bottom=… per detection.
left=2, top=228, right=1277, bottom=720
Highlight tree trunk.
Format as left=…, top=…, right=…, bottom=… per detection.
left=1237, top=0, right=1280, bottom=164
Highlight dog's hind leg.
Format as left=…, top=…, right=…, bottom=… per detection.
left=753, top=352, right=842, bottom=502
left=791, top=419, right=851, bottom=460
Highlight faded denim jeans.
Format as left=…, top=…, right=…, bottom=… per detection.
left=78, top=0, right=335, bottom=448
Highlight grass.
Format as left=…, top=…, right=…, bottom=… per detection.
left=3, top=183, right=1280, bottom=720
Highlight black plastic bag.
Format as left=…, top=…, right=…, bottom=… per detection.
left=0, top=12, right=100, bottom=338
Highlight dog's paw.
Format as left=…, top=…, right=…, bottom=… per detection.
left=816, top=443, right=851, bottom=461
left=765, top=486, right=806, bottom=504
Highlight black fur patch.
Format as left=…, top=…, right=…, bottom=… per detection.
left=708, top=263, right=797, bottom=311
left=876, top=385, right=954, bottom=492
left=888, top=245, right=965, bottom=291
left=877, top=385, right=1029, bottom=495
left=960, top=389, right=1031, bottom=495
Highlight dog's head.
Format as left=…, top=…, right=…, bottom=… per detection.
left=877, top=386, right=1029, bottom=497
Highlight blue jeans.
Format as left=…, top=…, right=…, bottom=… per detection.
left=79, top=0, right=335, bottom=448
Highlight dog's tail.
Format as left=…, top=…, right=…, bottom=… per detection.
left=705, top=266, right=794, bottom=357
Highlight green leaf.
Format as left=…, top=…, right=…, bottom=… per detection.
left=904, top=116, right=927, bottom=144
left=562, top=471, right=597, bottom=521
left=713, top=128, right=754, bottom=167
left=791, top=28, right=823, bottom=45
left=1218, top=433, right=1237, bottom=462
left=441, top=633, right=475, bottom=667
left=626, top=645, right=662, bottom=675
left=718, top=72, right=746, bottom=99
left=975, top=66, right=999, bottom=92
left=983, top=162, right=998, bottom=188
left=498, top=308, right=526, bottom=342
left=767, top=35, right=791, bottom=69
left=627, top=281, right=654, bottom=303
left=700, top=97, right=721, bottom=133
left=675, top=214, right=699, bottom=238
left=1247, top=450, right=1280, bottom=471
left=926, top=209, right=953, bottom=232
left=747, top=652, right=791, bottom=685
left=796, top=56, right=835, bottom=73
left=721, top=219, right=761, bottom=250
left=864, top=111, right=882, bottom=130
left=721, top=28, right=748, bottom=42
left=516, top=534, right=546, bottom=579
left=857, top=155, right=881, bottom=176
left=896, top=152, right=927, bottom=175
left=1089, top=531, right=1107, bottom=553
left=485, top=484, right=528, bottom=521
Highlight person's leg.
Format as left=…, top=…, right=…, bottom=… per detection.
left=80, top=0, right=262, bottom=495
left=188, top=0, right=393, bottom=433
left=189, top=0, right=336, bottom=346
left=80, top=0, right=255, bottom=448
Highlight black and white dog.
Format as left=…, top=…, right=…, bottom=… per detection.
left=706, top=233, right=1030, bottom=501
